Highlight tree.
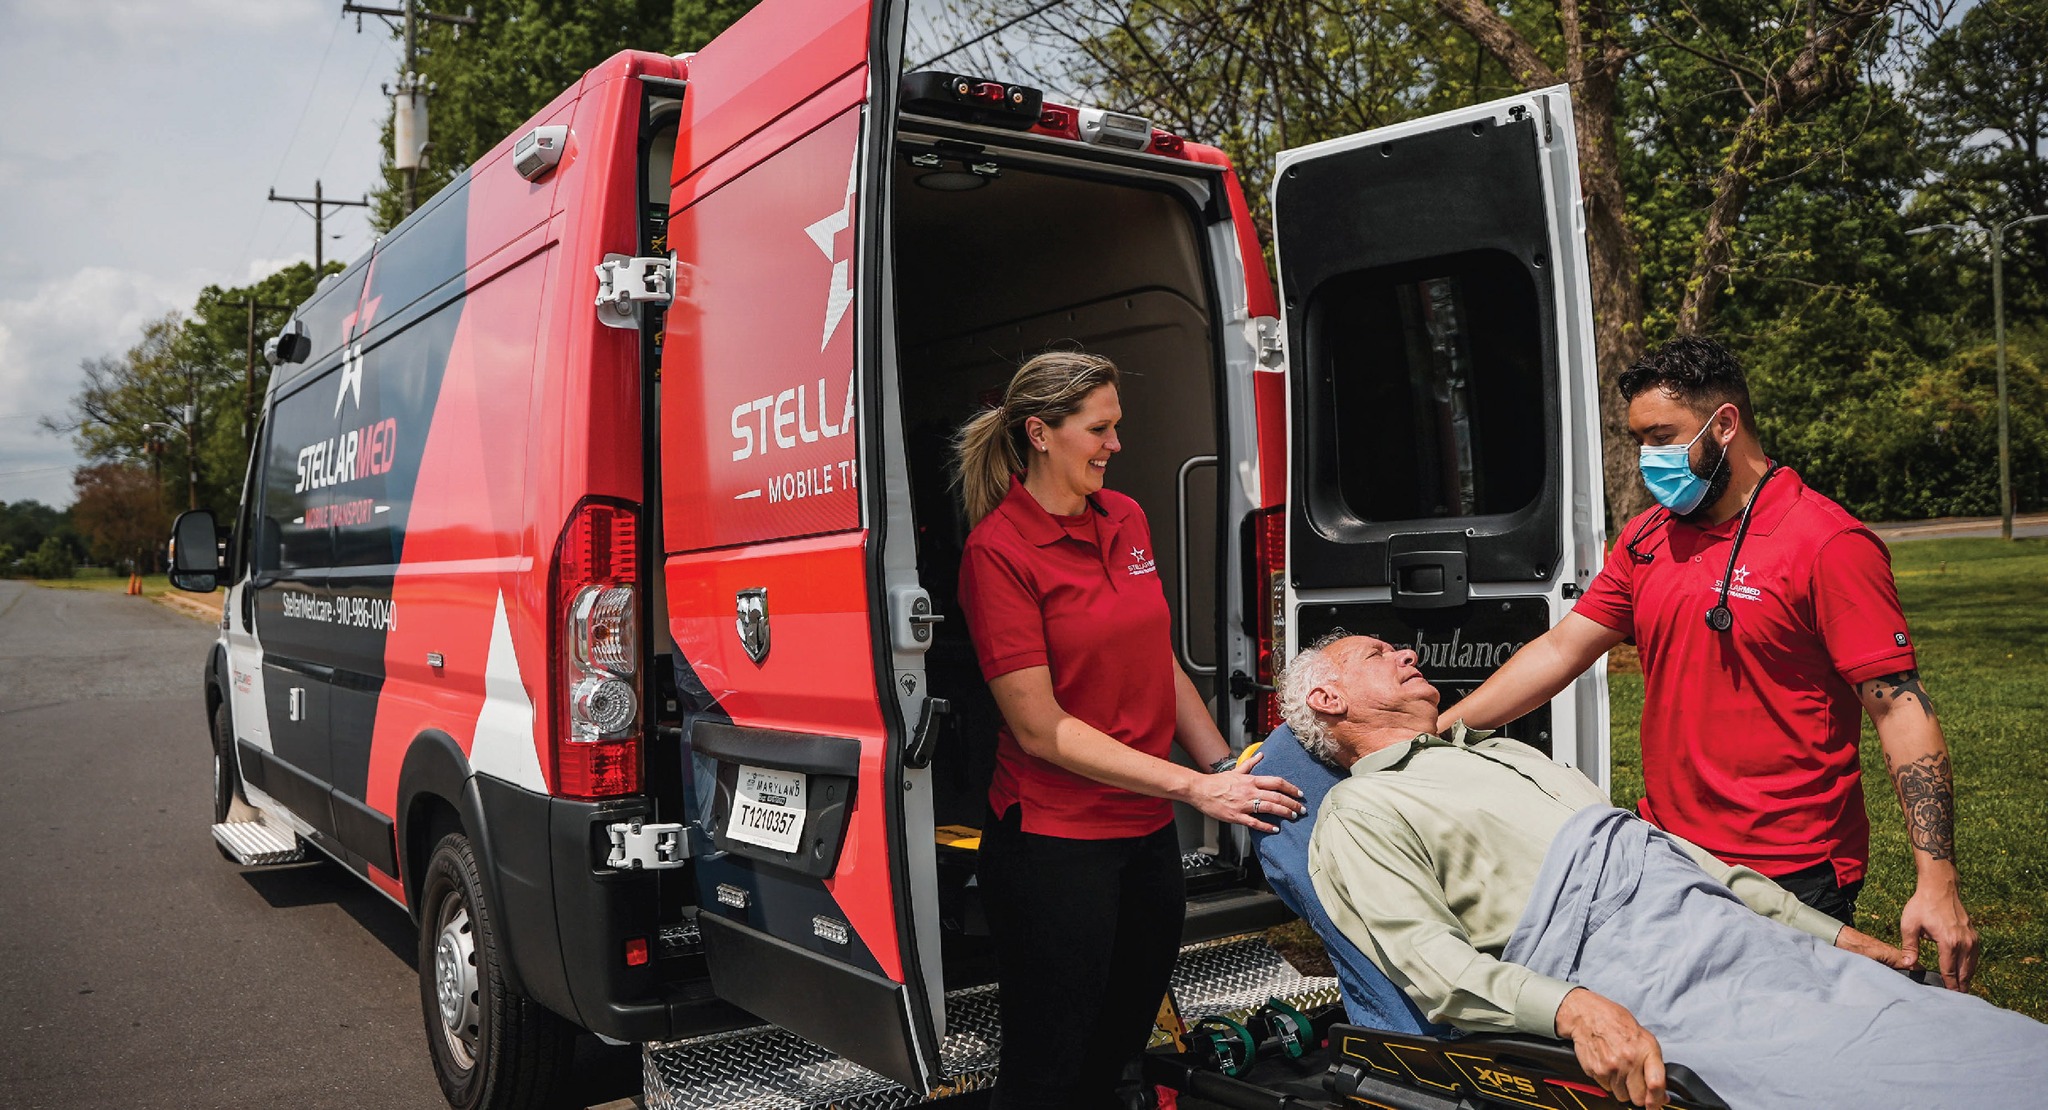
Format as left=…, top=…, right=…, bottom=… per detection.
left=178, top=262, right=333, bottom=509
left=71, top=463, right=174, bottom=573
left=47, top=263, right=331, bottom=521
left=24, top=535, right=76, bottom=580
left=367, top=0, right=756, bottom=230
left=0, top=500, right=68, bottom=560
left=1907, top=0, right=2048, bottom=322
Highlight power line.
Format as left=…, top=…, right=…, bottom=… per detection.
left=241, top=12, right=349, bottom=265
left=268, top=181, right=372, bottom=271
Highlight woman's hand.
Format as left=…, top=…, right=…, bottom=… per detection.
left=1184, top=750, right=1305, bottom=834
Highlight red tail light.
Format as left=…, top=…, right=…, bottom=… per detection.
left=1148, top=129, right=1186, bottom=156
left=550, top=497, right=642, bottom=799
left=1250, top=505, right=1286, bottom=737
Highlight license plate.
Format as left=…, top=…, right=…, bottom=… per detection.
left=727, top=764, right=807, bottom=854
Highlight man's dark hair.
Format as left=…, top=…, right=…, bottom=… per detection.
left=1617, top=336, right=1755, bottom=430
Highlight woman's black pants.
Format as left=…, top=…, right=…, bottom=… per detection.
left=977, top=807, right=1186, bottom=1110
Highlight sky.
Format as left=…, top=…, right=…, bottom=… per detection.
left=0, top=0, right=398, bottom=508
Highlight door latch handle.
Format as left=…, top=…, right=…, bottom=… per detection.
left=904, top=696, right=951, bottom=770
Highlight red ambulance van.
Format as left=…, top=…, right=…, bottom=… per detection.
left=170, top=0, right=1608, bottom=1104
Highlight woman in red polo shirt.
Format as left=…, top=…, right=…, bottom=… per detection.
left=953, top=350, right=1304, bottom=1109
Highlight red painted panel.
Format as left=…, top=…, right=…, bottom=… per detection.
left=365, top=243, right=554, bottom=831
left=674, top=0, right=870, bottom=181
left=663, top=106, right=865, bottom=551
left=663, top=532, right=901, bottom=979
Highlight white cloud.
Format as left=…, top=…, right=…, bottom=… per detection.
left=0, top=266, right=199, bottom=506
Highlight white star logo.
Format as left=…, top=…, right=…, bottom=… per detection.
left=333, top=342, right=364, bottom=416
left=1131, top=547, right=1146, bottom=562
left=804, top=148, right=859, bottom=352
left=1732, top=564, right=1751, bottom=586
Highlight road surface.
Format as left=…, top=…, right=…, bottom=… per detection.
left=0, top=582, right=639, bottom=1109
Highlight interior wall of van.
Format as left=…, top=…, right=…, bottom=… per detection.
left=889, top=153, right=1226, bottom=851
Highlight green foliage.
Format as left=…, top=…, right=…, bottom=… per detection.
left=25, top=535, right=76, bottom=580
left=1907, top=0, right=2048, bottom=321
left=0, top=499, right=69, bottom=559
left=368, top=0, right=754, bottom=230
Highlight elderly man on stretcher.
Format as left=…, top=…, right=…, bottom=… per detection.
left=1260, top=632, right=2046, bottom=1109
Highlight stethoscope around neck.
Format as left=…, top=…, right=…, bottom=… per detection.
left=1625, top=460, right=1781, bottom=632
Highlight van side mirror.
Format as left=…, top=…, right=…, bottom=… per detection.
left=169, top=509, right=222, bottom=592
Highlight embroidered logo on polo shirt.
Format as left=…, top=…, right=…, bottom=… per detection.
left=1126, top=546, right=1157, bottom=577
left=1713, top=563, right=1765, bottom=604
left=1895, top=632, right=1909, bottom=646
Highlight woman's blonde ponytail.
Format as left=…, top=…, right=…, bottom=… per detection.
left=951, top=351, right=1121, bottom=526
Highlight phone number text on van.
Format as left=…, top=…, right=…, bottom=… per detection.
left=281, top=589, right=399, bottom=631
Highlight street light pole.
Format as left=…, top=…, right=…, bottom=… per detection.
left=1909, top=213, right=2048, bottom=541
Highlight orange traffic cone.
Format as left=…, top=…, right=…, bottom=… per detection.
left=127, top=572, right=141, bottom=596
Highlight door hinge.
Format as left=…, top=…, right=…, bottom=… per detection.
left=594, top=253, right=675, bottom=330
left=604, top=819, right=689, bottom=870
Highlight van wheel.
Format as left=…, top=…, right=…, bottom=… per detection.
left=211, top=703, right=246, bottom=828
left=417, top=832, right=574, bottom=1110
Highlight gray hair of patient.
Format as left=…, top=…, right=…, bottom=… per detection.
left=1277, top=633, right=1349, bottom=768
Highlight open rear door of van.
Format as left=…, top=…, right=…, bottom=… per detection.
left=656, top=0, right=941, bottom=1091
left=1271, top=88, right=1611, bottom=777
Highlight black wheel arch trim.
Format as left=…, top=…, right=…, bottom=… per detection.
left=395, top=730, right=554, bottom=1007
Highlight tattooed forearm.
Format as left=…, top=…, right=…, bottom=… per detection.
left=1864, top=669, right=1937, bottom=719
left=1886, top=751, right=1956, bottom=862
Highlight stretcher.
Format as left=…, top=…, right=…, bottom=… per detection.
left=1145, top=998, right=1730, bottom=1110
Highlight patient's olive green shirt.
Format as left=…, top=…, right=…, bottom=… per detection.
left=1306, top=725, right=1845, bottom=1039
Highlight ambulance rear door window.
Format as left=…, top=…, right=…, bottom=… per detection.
left=1314, top=248, right=1546, bottom=525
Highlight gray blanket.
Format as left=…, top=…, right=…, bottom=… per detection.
left=1503, top=806, right=2048, bottom=1107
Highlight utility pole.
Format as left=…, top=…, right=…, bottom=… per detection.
left=344, top=1, right=477, bottom=218
left=267, top=180, right=370, bottom=271
left=1910, top=213, right=2048, bottom=541
left=231, top=298, right=294, bottom=449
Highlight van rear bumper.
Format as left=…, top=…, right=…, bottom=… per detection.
left=474, top=775, right=748, bottom=1043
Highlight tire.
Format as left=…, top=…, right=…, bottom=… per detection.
left=417, top=831, right=575, bottom=1110
left=211, top=702, right=245, bottom=827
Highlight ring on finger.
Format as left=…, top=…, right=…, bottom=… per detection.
left=1251, top=798, right=1262, bottom=814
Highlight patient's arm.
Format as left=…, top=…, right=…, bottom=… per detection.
left=1555, top=987, right=1669, bottom=1110
left=1661, top=832, right=1847, bottom=942
left=1835, top=926, right=1918, bottom=970
left=1308, top=804, right=1576, bottom=1038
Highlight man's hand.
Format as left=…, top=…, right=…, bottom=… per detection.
left=1834, top=926, right=1916, bottom=971
left=1902, top=877, right=1980, bottom=992
left=1554, top=987, right=1667, bottom=1108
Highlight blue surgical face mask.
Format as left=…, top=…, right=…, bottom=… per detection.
left=1638, top=411, right=1727, bottom=515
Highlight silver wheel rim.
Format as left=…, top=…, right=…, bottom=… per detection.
left=433, top=900, right=480, bottom=1070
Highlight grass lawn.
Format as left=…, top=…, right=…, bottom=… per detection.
left=1611, top=536, right=2048, bottom=1019
left=26, top=569, right=172, bottom=595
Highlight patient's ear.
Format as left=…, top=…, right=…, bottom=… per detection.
left=1305, top=682, right=1345, bottom=718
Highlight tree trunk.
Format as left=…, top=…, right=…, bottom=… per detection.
left=1433, top=0, right=1650, bottom=526
left=1574, top=91, right=1652, bottom=525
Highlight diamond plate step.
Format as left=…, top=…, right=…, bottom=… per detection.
left=211, top=820, right=305, bottom=866
left=642, top=933, right=1336, bottom=1110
